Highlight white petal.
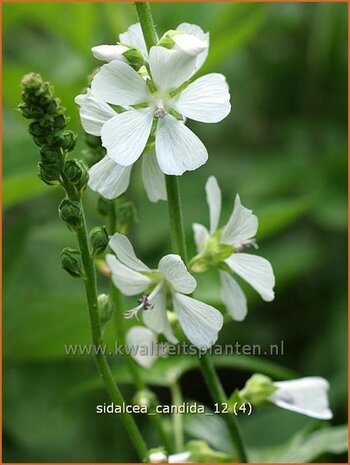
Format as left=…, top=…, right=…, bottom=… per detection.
left=149, top=46, right=197, bottom=91
left=141, top=150, right=167, bottom=202
left=172, top=33, right=207, bottom=57
left=192, top=223, right=209, bottom=253
left=158, top=254, right=196, bottom=294
left=155, top=115, right=208, bottom=176
left=91, top=44, right=128, bottom=63
left=172, top=74, right=230, bottom=123
left=109, top=233, right=150, bottom=271
left=173, top=293, right=223, bottom=350
left=269, top=377, right=333, bottom=420
left=222, top=194, right=258, bottom=245
left=88, top=156, right=132, bottom=199
left=219, top=271, right=247, bottom=321
left=75, top=91, right=116, bottom=136
left=176, top=23, right=209, bottom=73
left=206, top=176, right=222, bottom=233
left=143, top=283, right=178, bottom=344
left=126, top=326, right=157, bottom=369
left=91, top=60, right=151, bottom=106
left=225, top=253, right=275, bottom=302
left=106, top=254, right=150, bottom=296
left=119, top=22, right=148, bottom=58
left=101, top=108, right=154, bottom=166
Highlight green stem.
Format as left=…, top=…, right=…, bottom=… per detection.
left=135, top=2, right=248, bottom=461
left=68, top=196, right=149, bottom=461
left=170, top=381, right=185, bottom=453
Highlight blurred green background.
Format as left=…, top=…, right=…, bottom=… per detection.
left=3, top=2, right=347, bottom=462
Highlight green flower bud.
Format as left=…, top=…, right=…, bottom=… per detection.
left=133, top=389, right=157, bottom=410
left=148, top=448, right=167, bottom=463
left=60, top=247, right=83, bottom=278
left=89, top=225, right=109, bottom=256
left=98, top=293, right=115, bottom=326
left=60, top=130, right=77, bottom=152
left=53, top=114, right=66, bottom=130
left=123, top=47, right=145, bottom=70
left=186, top=440, right=232, bottom=463
left=59, top=198, right=82, bottom=229
left=38, top=162, right=60, bottom=186
left=40, top=145, right=61, bottom=165
left=63, top=159, right=89, bottom=191
left=237, top=374, right=277, bottom=406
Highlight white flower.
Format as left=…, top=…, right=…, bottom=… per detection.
left=125, top=326, right=158, bottom=369
left=78, top=23, right=230, bottom=177
left=75, top=91, right=166, bottom=202
left=106, top=233, right=223, bottom=350
left=91, top=44, right=129, bottom=63
left=269, top=377, right=333, bottom=420
left=168, top=451, right=191, bottom=463
left=192, top=176, right=275, bottom=321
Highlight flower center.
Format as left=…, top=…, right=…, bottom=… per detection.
left=154, top=106, right=167, bottom=119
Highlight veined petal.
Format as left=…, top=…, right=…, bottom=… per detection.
left=109, top=233, right=150, bottom=272
left=173, top=293, right=223, bottom=350
left=158, top=254, right=196, bottom=294
left=269, top=377, right=333, bottom=420
left=222, top=194, right=258, bottom=245
left=172, top=33, right=207, bottom=57
left=88, top=156, right=132, bottom=200
left=141, top=150, right=167, bottom=202
left=172, top=74, right=230, bottom=123
left=143, top=283, right=178, bottom=344
left=225, top=253, right=275, bottom=302
left=91, top=60, right=151, bottom=105
left=91, top=44, right=128, bottom=62
left=119, top=22, right=148, bottom=58
left=176, top=23, right=209, bottom=73
left=192, top=223, right=209, bottom=253
left=101, top=108, right=154, bottom=166
left=75, top=91, right=116, bottom=136
left=206, top=176, right=222, bottom=233
left=126, top=326, right=158, bottom=369
left=155, top=115, right=208, bottom=175
left=106, top=254, right=151, bottom=296
left=219, top=270, right=248, bottom=321
left=149, top=46, right=197, bottom=92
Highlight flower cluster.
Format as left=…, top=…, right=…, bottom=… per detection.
left=76, top=23, right=231, bottom=201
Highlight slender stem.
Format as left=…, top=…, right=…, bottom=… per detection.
left=72, top=197, right=149, bottom=461
left=134, top=2, right=158, bottom=51
left=170, top=381, right=185, bottom=453
left=200, top=354, right=248, bottom=462
left=135, top=2, right=248, bottom=461
left=165, top=176, right=188, bottom=262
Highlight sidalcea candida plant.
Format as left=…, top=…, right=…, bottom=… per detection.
left=19, top=2, right=333, bottom=462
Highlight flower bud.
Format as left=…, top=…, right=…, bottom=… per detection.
left=148, top=448, right=167, bottom=463
left=89, top=225, right=109, bottom=256
left=38, top=162, right=60, bottom=186
left=60, top=247, right=83, bottom=278
left=132, top=389, right=157, bottom=410
left=237, top=374, right=277, bottom=406
left=39, top=145, right=62, bottom=165
left=122, top=47, right=145, bottom=70
left=63, top=159, right=89, bottom=192
left=59, top=198, right=82, bottom=229
left=97, top=293, right=115, bottom=325
left=60, top=130, right=77, bottom=152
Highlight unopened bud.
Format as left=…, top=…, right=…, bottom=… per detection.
left=89, top=225, right=109, bottom=256
left=133, top=389, right=157, bottom=410
left=59, top=198, right=82, bottom=229
left=63, top=159, right=89, bottom=192
left=60, top=247, right=83, bottom=278
left=40, top=145, right=62, bottom=165
left=148, top=448, right=167, bottom=463
left=122, top=47, right=145, bottom=70
left=98, top=293, right=115, bottom=325
left=60, top=130, right=77, bottom=152
left=38, top=162, right=60, bottom=186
